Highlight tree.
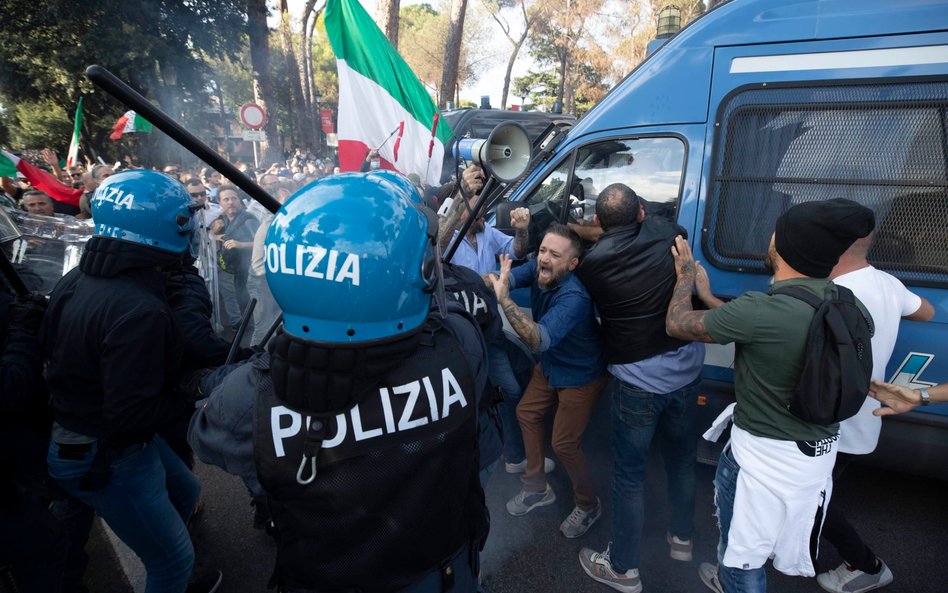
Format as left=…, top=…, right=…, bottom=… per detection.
left=247, top=0, right=282, bottom=165
left=280, top=0, right=313, bottom=149
left=399, top=4, right=445, bottom=94
left=481, top=0, right=548, bottom=110
left=376, top=0, right=402, bottom=49
left=439, top=0, right=470, bottom=108
left=0, top=0, right=246, bottom=164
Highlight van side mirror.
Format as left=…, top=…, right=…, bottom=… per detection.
left=494, top=201, right=515, bottom=235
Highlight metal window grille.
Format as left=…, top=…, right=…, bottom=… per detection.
left=704, top=81, right=948, bottom=286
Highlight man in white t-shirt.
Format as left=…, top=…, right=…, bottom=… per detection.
left=817, top=233, right=934, bottom=593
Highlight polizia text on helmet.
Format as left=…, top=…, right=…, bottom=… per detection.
left=93, top=186, right=135, bottom=209
left=265, top=244, right=360, bottom=286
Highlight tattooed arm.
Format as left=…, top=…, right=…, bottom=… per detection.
left=438, top=192, right=466, bottom=251
left=665, top=236, right=718, bottom=343
left=510, top=207, right=532, bottom=259
left=489, top=255, right=543, bottom=351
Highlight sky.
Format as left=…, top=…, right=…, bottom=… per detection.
left=281, top=0, right=534, bottom=108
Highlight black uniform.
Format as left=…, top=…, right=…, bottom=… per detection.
left=190, top=307, right=489, bottom=592
left=1, top=288, right=67, bottom=593
left=40, top=236, right=193, bottom=446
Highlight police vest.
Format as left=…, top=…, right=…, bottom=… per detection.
left=443, top=262, right=502, bottom=346
left=253, top=314, right=485, bottom=592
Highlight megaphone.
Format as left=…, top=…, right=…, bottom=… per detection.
left=455, top=122, right=532, bottom=183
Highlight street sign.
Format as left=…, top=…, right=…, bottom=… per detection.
left=239, top=103, right=267, bottom=129
left=242, top=129, right=266, bottom=142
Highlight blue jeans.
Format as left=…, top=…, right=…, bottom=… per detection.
left=47, top=436, right=201, bottom=593
left=488, top=345, right=525, bottom=463
left=715, top=446, right=767, bottom=593
left=609, top=377, right=698, bottom=572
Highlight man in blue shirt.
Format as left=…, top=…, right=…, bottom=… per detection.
left=487, top=224, right=608, bottom=539
left=439, top=165, right=550, bottom=477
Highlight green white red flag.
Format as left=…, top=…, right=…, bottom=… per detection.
left=109, top=110, right=153, bottom=141
left=325, top=0, right=452, bottom=186
left=66, top=97, right=83, bottom=167
left=0, top=149, right=82, bottom=206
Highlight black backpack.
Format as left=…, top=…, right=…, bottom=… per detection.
left=771, top=284, right=874, bottom=425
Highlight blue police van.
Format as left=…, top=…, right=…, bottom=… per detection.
left=493, top=0, right=948, bottom=480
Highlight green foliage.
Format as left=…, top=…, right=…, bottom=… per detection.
left=0, top=0, right=247, bottom=163
left=512, top=71, right=558, bottom=111
left=7, top=100, right=72, bottom=149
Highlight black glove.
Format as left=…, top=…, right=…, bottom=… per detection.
left=9, top=294, right=48, bottom=331
left=175, top=368, right=213, bottom=402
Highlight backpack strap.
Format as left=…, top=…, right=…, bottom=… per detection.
left=771, top=285, right=824, bottom=308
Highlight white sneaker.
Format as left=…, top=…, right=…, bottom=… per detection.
left=504, top=456, right=555, bottom=474
left=667, top=532, right=693, bottom=562
left=579, top=543, right=642, bottom=593
left=560, top=498, right=602, bottom=538
left=817, top=561, right=893, bottom=593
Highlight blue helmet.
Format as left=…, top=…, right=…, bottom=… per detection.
left=265, top=172, right=439, bottom=343
left=367, top=170, right=421, bottom=202
left=91, top=169, right=200, bottom=256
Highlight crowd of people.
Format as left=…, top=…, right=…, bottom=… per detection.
left=0, top=151, right=938, bottom=593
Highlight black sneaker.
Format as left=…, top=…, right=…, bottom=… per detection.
left=186, top=569, right=223, bottom=593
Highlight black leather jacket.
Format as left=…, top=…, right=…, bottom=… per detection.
left=577, top=217, right=689, bottom=365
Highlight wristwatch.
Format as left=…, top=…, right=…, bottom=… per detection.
left=918, top=388, right=931, bottom=406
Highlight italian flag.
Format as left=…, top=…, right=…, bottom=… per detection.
left=325, top=0, right=452, bottom=187
left=66, top=97, right=83, bottom=167
left=109, top=110, right=153, bottom=141
left=0, top=150, right=82, bottom=206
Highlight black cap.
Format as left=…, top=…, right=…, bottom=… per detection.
left=774, top=198, right=875, bottom=278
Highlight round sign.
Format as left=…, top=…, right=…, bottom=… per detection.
left=240, top=103, right=267, bottom=129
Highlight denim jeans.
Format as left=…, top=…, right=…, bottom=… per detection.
left=488, top=345, right=525, bottom=463
left=715, top=446, right=768, bottom=593
left=49, top=495, right=95, bottom=593
left=47, top=436, right=201, bottom=593
left=609, top=377, right=698, bottom=572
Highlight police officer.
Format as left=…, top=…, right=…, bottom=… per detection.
left=369, top=169, right=505, bottom=485
left=41, top=170, right=220, bottom=593
left=189, top=173, right=489, bottom=592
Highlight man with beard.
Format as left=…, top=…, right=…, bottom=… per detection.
left=487, top=224, right=608, bottom=539
left=439, top=165, right=551, bottom=478
left=666, top=199, right=874, bottom=593
left=438, top=165, right=532, bottom=270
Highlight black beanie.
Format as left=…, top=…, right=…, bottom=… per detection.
left=774, top=198, right=875, bottom=278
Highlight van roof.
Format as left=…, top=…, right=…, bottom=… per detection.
left=569, top=0, right=948, bottom=139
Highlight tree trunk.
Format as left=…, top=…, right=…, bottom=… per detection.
left=247, top=0, right=282, bottom=165
left=375, top=0, right=401, bottom=49
left=500, top=33, right=527, bottom=110
left=280, top=0, right=312, bottom=149
left=306, top=13, right=321, bottom=148
left=299, top=0, right=320, bottom=151
left=555, top=47, right=567, bottom=113
left=439, top=0, right=468, bottom=109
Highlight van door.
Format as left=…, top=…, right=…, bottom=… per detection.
left=696, top=32, right=948, bottom=477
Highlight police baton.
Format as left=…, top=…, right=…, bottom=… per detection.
left=226, top=298, right=257, bottom=365
left=85, top=65, right=281, bottom=215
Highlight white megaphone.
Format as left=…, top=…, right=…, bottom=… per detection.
left=455, top=122, right=532, bottom=183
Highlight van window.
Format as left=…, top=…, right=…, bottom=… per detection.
left=523, top=136, right=686, bottom=231
left=705, top=82, right=948, bottom=287
left=574, top=137, right=685, bottom=222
